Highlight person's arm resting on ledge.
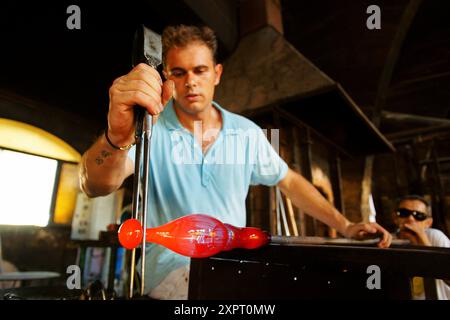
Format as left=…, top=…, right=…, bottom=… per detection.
left=278, top=168, right=392, bottom=248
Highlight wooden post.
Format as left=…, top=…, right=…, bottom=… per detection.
left=360, top=156, right=374, bottom=223
left=330, top=153, right=345, bottom=214
left=329, top=153, right=344, bottom=237
left=285, top=196, right=299, bottom=236
left=292, top=126, right=306, bottom=236
left=299, top=127, right=318, bottom=236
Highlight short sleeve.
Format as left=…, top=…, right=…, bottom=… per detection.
left=427, top=229, right=450, bottom=248
left=250, top=127, right=288, bottom=186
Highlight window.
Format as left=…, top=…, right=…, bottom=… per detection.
left=0, top=118, right=81, bottom=227
left=0, top=149, right=57, bottom=226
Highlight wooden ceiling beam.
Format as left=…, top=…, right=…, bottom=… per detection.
left=373, top=0, right=423, bottom=126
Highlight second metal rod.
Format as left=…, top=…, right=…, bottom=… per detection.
left=129, top=108, right=144, bottom=299
left=140, top=112, right=153, bottom=296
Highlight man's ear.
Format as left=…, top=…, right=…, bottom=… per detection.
left=214, top=63, right=223, bottom=86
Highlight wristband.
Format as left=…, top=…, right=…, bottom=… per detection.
left=105, top=129, right=135, bottom=151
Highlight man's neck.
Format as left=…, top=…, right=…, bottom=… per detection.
left=173, top=102, right=223, bottom=153
left=173, top=102, right=222, bottom=134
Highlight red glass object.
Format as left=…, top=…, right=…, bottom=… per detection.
left=118, top=214, right=270, bottom=258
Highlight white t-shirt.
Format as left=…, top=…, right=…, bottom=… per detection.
left=425, top=228, right=450, bottom=300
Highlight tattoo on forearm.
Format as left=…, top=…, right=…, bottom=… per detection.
left=95, top=150, right=112, bottom=165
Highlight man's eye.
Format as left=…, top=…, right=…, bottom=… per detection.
left=195, top=68, right=207, bottom=74
left=171, top=71, right=185, bottom=77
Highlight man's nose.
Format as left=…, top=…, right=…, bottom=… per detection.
left=407, top=214, right=415, bottom=222
left=185, top=71, right=197, bottom=87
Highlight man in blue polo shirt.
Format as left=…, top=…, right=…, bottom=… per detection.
left=80, top=25, right=392, bottom=299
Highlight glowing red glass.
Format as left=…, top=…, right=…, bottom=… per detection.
left=118, top=214, right=270, bottom=258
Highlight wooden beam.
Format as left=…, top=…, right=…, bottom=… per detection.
left=390, top=70, right=450, bottom=90
left=330, top=153, right=345, bottom=215
left=240, top=0, right=284, bottom=36
left=382, top=111, right=450, bottom=125
left=298, top=127, right=319, bottom=236
left=430, top=142, right=449, bottom=234
left=420, top=157, right=450, bottom=165
left=360, top=156, right=374, bottom=223
left=291, top=127, right=306, bottom=236
left=373, top=0, right=423, bottom=126
left=386, top=124, right=450, bottom=143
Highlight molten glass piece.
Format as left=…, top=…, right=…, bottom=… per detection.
left=118, top=214, right=270, bottom=258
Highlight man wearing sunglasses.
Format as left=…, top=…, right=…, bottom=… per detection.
left=393, top=194, right=450, bottom=299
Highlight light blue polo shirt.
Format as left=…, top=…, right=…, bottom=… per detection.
left=128, top=100, right=288, bottom=293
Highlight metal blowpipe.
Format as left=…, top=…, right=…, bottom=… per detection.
left=129, top=24, right=162, bottom=299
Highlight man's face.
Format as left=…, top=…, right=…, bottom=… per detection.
left=394, top=199, right=432, bottom=230
left=163, top=42, right=223, bottom=115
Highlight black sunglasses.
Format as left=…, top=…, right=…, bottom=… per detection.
left=396, top=208, right=429, bottom=221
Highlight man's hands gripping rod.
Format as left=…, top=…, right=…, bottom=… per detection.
left=106, top=63, right=174, bottom=149
left=107, top=24, right=174, bottom=148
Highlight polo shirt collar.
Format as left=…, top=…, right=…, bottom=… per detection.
left=163, top=99, right=234, bottom=135
left=163, top=100, right=183, bottom=131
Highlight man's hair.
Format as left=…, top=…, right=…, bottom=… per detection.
left=396, top=194, right=431, bottom=213
left=162, top=24, right=218, bottom=67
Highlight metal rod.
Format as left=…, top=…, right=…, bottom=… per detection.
left=285, top=196, right=299, bottom=236
left=139, top=112, right=153, bottom=296
left=271, top=235, right=327, bottom=245
left=270, top=235, right=410, bottom=245
left=276, top=187, right=290, bottom=236
left=129, top=108, right=144, bottom=299
left=275, top=188, right=281, bottom=235
left=128, top=24, right=161, bottom=300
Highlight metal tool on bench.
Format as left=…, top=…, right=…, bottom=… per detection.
left=129, top=24, right=162, bottom=299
